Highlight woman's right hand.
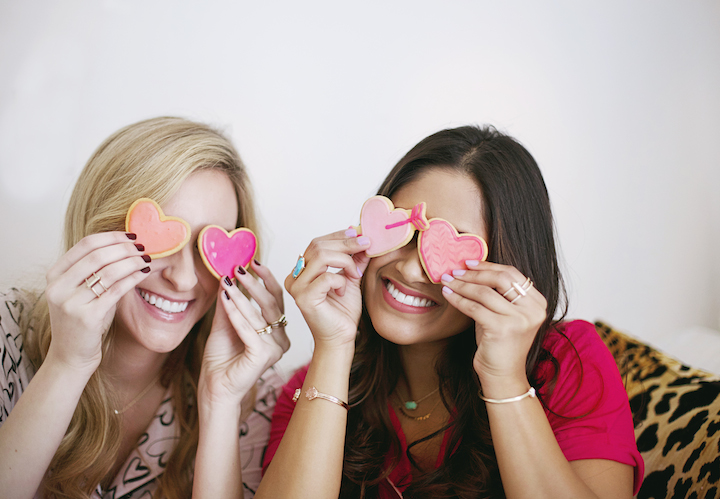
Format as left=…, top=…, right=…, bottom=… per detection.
left=43, top=231, right=152, bottom=375
left=284, top=228, right=370, bottom=349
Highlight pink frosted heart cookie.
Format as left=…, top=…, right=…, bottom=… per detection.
left=418, top=218, right=488, bottom=283
left=198, top=225, right=257, bottom=280
left=125, top=198, right=191, bottom=259
left=356, top=196, right=428, bottom=257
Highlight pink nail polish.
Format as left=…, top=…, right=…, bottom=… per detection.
left=357, top=236, right=370, bottom=246
left=441, top=273, right=453, bottom=282
left=442, top=285, right=453, bottom=294
left=465, top=260, right=479, bottom=267
left=357, top=266, right=363, bottom=277
left=345, top=228, right=357, bottom=238
left=452, top=269, right=466, bottom=277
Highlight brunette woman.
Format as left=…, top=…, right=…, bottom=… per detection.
left=258, top=126, right=642, bottom=498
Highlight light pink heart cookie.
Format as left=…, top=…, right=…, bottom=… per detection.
left=198, top=225, right=257, bottom=280
left=125, top=198, right=191, bottom=259
left=357, top=196, right=427, bottom=257
left=418, top=218, right=488, bottom=283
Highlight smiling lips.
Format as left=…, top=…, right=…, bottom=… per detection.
left=384, top=280, right=437, bottom=310
left=139, top=289, right=190, bottom=314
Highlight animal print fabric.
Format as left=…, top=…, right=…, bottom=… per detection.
left=596, top=322, right=720, bottom=499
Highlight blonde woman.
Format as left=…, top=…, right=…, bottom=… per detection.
left=0, top=117, right=289, bottom=498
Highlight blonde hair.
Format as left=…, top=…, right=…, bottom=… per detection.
left=24, top=117, right=259, bottom=498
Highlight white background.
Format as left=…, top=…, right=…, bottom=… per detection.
left=1, top=1, right=719, bottom=374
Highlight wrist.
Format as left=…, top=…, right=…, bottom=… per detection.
left=475, top=371, right=531, bottom=400
left=43, top=349, right=98, bottom=384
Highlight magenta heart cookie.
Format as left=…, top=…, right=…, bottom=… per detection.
left=357, top=196, right=428, bottom=257
left=418, top=219, right=488, bottom=283
left=198, top=225, right=257, bottom=279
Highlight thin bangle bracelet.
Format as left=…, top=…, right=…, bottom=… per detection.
left=293, top=386, right=349, bottom=410
left=478, top=386, right=536, bottom=404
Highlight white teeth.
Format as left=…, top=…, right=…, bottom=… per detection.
left=139, top=290, right=189, bottom=314
left=385, top=281, right=436, bottom=308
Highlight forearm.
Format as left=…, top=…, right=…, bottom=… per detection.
left=0, top=355, right=91, bottom=499
left=256, top=343, right=354, bottom=499
left=193, top=402, right=245, bottom=499
left=482, top=376, right=630, bottom=499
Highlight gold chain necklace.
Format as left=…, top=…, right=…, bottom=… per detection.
left=397, top=397, right=442, bottom=421
left=114, top=374, right=161, bottom=415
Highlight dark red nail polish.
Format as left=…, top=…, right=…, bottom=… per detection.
left=254, top=259, right=261, bottom=266
left=224, top=276, right=233, bottom=286
left=141, top=267, right=151, bottom=273
left=224, top=290, right=230, bottom=300
left=236, top=266, right=246, bottom=275
left=142, top=255, right=152, bottom=263
left=126, top=233, right=137, bottom=240
left=135, top=243, right=145, bottom=252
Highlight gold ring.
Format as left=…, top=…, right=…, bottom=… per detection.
left=269, top=314, right=287, bottom=329
left=292, top=255, right=306, bottom=279
left=85, top=272, right=108, bottom=298
left=256, top=324, right=273, bottom=335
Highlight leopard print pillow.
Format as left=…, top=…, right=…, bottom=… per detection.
left=596, top=321, right=720, bottom=499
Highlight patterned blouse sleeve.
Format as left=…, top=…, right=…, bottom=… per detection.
left=0, top=288, right=35, bottom=426
left=239, top=366, right=287, bottom=498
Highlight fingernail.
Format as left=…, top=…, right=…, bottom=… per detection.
left=135, top=243, right=145, bottom=252
left=142, top=255, right=152, bottom=263
left=465, top=260, right=479, bottom=267
left=441, top=273, right=453, bottom=283
left=126, top=233, right=137, bottom=240
left=357, top=236, right=370, bottom=246
left=224, top=276, right=233, bottom=286
left=224, top=290, right=230, bottom=300
left=254, top=259, right=261, bottom=266
left=345, top=228, right=357, bottom=238
left=452, top=269, right=466, bottom=277
left=236, top=266, right=246, bottom=275
left=357, top=266, right=363, bottom=277
left=442, top=285, right=453, bottom=294
left=141, top=267, right=151, bottom=274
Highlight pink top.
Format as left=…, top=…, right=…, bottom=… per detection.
left=262, top=320, right=644, bottom=497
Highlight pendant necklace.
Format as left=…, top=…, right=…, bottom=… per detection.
left=397, top=398, right=442, bottom=421
left=396, top=386, right=439, bottom=411
left=114, top=373, right=162, bottom=415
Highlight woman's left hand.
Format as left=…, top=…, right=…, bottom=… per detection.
left=440, top=260, right=547, bottom=384
left=199, top=260, right=290, bottom=413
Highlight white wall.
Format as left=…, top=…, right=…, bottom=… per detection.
left=1, top=0, right=719, bottom=374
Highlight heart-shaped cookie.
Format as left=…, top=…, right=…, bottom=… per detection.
left=357, top=196, right=427, bottom=257
left=125, top=199, right=191, bottom=259
left=418, top=218, right=488, bottom=283
left=198, top=225, right=257, bottom=280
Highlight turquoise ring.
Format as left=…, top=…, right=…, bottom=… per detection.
left=292, top=255, right=306, bottom=279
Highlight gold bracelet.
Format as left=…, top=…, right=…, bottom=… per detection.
left=292, top=386, right=349, bottom=410
left=478, top=386, right=536, bottom=404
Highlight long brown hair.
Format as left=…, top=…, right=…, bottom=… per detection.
left=23, top=117, right=260, bottom=498
left=342, top=125, right=567, bottom=498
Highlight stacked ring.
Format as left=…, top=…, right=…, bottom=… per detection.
left=256, top=325, right=273, bottom=336
left=85, top=272, right=108, bottom=298
left=502, top=277, right=534, bottom=304
left=269, top=314, right=288, bottom=329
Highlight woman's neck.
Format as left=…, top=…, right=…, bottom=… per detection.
left=397, top=340, right=447, bottom=400
left=102, top=328, right=168, bottom=394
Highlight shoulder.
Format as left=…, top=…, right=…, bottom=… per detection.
left=0, top=288, right=38, bottom=425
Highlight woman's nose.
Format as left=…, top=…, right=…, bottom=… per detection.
left=395, top=239, right=429, bottom=283
left=161, top=245, right=199, bottom=291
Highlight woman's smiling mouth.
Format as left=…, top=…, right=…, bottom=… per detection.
left=139, top=289, right=190, bottom=313
left=382, top=279, right=437, bottom=314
